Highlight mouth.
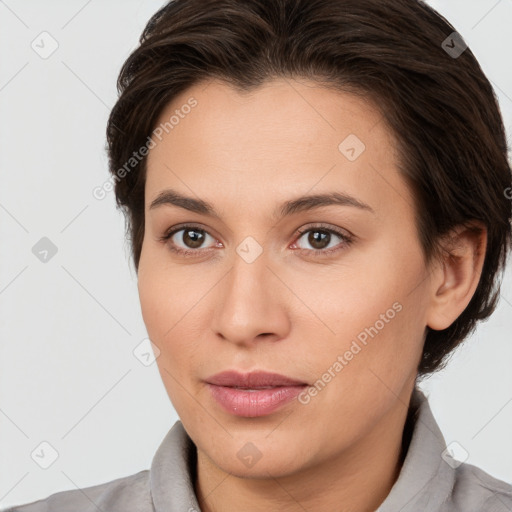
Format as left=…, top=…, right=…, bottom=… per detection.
left=205, top=370, right=308, bottom=417
left=230, top=386, right=284, bottom=390
left=205, top=369, right=308, bottom=388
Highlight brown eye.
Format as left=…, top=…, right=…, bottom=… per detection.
left=294, top=225, right=354, bottom=256
left=304, top=230, right=331, bottom=250
left=180, top=228, right=206, bottom=249
left=160, top=225, right=218, bottom=255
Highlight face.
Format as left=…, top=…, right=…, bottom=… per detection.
left=138, top=78, right=433, bottom=479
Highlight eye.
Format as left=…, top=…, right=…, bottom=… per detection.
left=158, top=223, right=354, bottom=257
left=158, top=224, right=220, bottom=255
left=292, top=224, right=354, bottom=256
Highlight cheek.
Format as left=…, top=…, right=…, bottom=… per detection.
left=137, top=253, right=207, bottom=380
left=138, top=258, right=185, bottom=365
left=137, top=271, right=171, bottom=341
left=294, top=241, right=428, bottom=390
left=292, top=273, right=426, bottom=443
left=138, top=242, right=190, bottom=338
left=137, top=267, right=198, bottom=413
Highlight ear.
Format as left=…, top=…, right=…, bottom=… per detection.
left=425, top=222, right=487, bottom=331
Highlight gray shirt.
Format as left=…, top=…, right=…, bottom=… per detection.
left=6, top=387, right=512, bottom=511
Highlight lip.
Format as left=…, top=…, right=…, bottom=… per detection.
left=205, top=370, right=307, bottom=388
left=205, top=370, right=308, bottom=417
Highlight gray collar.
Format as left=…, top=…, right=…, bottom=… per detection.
left=377, top=387, right=455, bottom=511
left=150, top=387, right=454, bottom=512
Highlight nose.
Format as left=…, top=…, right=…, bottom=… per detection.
left=210, top=250, right=291, bottom=348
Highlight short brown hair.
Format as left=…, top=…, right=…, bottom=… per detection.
left=106, top=0, right=512, bottom=375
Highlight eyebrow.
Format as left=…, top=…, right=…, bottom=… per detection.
left=149, top=188, right=375, bottom=218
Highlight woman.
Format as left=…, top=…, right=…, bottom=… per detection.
left=9, top=0, right=512, bottom=510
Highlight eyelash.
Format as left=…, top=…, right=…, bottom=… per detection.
left=158, top=223, right=354, bottom=258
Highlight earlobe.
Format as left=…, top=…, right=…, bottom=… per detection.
left=426, top=222, right=487, bottom=331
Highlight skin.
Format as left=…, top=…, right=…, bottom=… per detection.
left=137, top=78, right=487, bottom=512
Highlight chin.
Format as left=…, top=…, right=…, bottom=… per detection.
left=216, top=449, right=305, bottom=480
left=197, top=429, right=313, bottom=479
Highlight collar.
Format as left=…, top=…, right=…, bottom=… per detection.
left=377, top=386, right=455, bottom=511
left=150, top=386, right=454, bottom=512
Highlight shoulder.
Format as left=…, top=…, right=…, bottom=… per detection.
left=3, top=469, right=152, bottom=512
left=446, top=461, right=512, bottom=511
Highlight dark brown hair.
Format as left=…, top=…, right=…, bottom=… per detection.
left=106, top=0, right=512, bottom=375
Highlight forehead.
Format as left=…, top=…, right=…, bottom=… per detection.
left=145, top=78, right=413, bottom=219
left=150, top=77, right=390, bottom=152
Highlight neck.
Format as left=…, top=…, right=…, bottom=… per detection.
left=194, top=384, right=417, bottom=512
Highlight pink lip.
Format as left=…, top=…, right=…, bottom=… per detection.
left=205, top=370, right=307, bottom=388
left=205, top=370, right=308, bottom=417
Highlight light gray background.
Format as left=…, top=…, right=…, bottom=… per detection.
left=0, top=0, right=511, bottom=509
